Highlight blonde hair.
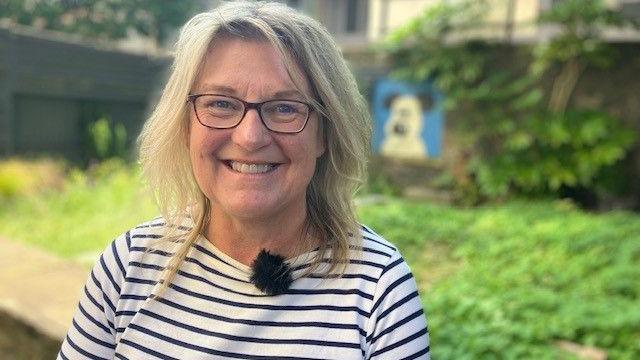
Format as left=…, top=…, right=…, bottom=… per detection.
left=138, top=1, right=371, bottom=295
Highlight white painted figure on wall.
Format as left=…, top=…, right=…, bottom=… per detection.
left=380, top=93, right=433, bottom=159
left=373, top=79, right=444, bottom=160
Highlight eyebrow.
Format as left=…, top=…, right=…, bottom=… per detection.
left=196, top=84, right=306, bottom=100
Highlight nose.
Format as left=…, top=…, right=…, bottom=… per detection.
left=230, top=108, right=272, bottom=151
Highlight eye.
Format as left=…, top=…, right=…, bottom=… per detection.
left=274, top=103, right=298, bottom=114
left=208, top=100, right=234, bottom=109
left=265, top=101, right=305, bottom=116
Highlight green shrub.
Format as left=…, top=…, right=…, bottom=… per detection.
left=86, top=116, right=128, bottom=161
left=358, top=165, right=402, bottom=197
left=0, top=158, right=66, bottom=199
left=0, top=160, right=156, bottom=258
left=359, top=199, right=640, bottom=359
left=475, top=110, right=636, bottom=197
left=382, top=0, right=638, bottom=203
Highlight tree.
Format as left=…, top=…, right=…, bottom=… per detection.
left=534, top=0, right=638, bottom=113
left=0, top=0, right=205, bottom=46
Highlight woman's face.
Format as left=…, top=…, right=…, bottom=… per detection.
left=188, top=37, right=325, bottom=222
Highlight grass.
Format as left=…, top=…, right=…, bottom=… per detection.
left=0, top=159, right=156, bottom=260
left=359, top=199, right=640, bottom=359
left=1, top=158, right=639, bottom=358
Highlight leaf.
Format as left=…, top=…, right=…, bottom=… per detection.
left=513, top=89, right=543, bottom=111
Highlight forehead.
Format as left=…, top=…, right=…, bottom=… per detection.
left=193, top=37, right=311, bottom=99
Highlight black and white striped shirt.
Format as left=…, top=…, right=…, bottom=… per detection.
left=58, top=219, right=430, bottom=359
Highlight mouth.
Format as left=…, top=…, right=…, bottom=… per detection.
left=223, top=160, right=281, bottom=174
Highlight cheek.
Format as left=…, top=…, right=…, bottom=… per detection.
left=189, top=124, right=221, bottom=157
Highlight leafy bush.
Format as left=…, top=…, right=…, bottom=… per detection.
left=86, top=116, right=128, bottom=161
left=357, top=158, right=403, bottom=197
left=0, top=158, right=66, bottom=199
left=475, top=110, right=636, bottom=197
left=383, top=0, right=638, bottom=203
left=359, top=199, right=640, bottom=359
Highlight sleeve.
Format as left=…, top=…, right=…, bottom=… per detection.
left=57, top=231, right=131, bottom=360
left=365, top=250, right=430, bottom=360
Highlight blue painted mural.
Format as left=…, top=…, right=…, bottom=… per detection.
left=372, top=78, right=444, bottom=159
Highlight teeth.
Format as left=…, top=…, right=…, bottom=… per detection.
left=230, top=161, right=275, bottom=174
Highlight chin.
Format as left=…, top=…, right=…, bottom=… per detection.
left=220, top=198, right=284, bottom=221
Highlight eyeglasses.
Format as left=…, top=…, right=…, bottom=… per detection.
left=187, top=94, right=313, bottom=134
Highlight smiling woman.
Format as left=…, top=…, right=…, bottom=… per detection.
left=188, top=39, right=326, bottom=253
left=57, top=1, right=430, bottom=359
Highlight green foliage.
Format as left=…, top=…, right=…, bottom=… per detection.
left=114, top=122, right=128, bottom=158
left=476, top=110, right=636, bottom=196
left=383, top=0, right=638, bottom=202
left=0, top=0, right=204, bottom=44
left=359, top=172, right=402, bottom=197
left=0, top=158, right=66, bottom=199
left=357, top=159, right=403, bottom=197
left=0, top=159, right=156, bottom=258
left=358, top=199, right=640, bottom=359
left=88, top=117, right=111, bottom=160
left=383, top=1, right=491, bottom=109
left=86, top=116, right=128, bottom=161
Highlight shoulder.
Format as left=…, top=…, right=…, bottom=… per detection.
left=342, top=224, right=411, bottom=285
left=357, top=226, right=430, bottom=358
left=356, top=224, right=414, bottom=282
left=359, top=224, right=398, bottom=258
left=99, top=216, right=190, bottom=275
left=123, top=216, right=193, bottom=251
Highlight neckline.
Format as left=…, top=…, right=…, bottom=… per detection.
left=195, top=234, right=321, bottom=276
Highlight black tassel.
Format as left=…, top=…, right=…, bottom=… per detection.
left=250, top=249, right=293, bottom=296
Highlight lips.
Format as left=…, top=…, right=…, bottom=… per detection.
left=224, top=160, right=280, bottom=174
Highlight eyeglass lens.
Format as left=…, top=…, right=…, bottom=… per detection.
left=194, top=95, right=309, bottom=133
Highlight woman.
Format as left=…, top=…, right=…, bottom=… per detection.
left=58, top=2, right=429, bottom=359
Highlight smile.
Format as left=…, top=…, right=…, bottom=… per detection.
left=225, top=161, right=280, bottom=174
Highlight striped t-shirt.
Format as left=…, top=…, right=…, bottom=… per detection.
left=58, top=219, right=430, bottom=359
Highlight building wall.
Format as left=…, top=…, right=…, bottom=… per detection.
left=360, top=0, right=640, bottom=48
left=0, top=25, right=169, bottom=160
left=367, top=0, right=438, bottom=41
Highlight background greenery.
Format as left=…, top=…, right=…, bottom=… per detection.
left=0, top=159, right=156, bottom=258
left=0, top=0, right=204, bottom=45
left=383, top=0, right=638, bottom=206
left=1, top=158, right=638, bottom=358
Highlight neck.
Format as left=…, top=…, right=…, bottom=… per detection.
left=205, top=205, right=313, bottom=266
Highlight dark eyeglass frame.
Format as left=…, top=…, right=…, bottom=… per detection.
left=186, top=93, right=313, bottom=134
